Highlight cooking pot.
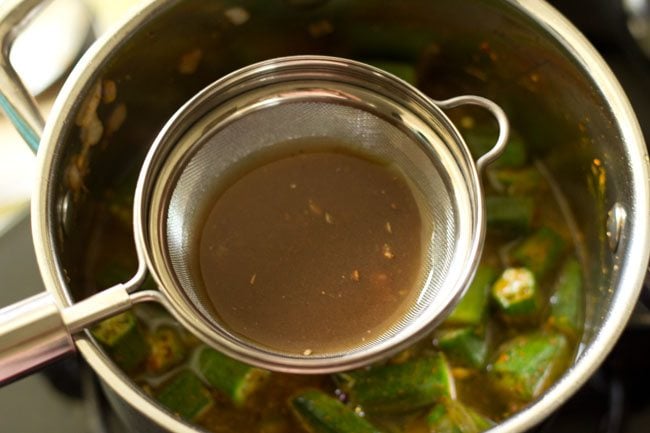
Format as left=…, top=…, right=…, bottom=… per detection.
left=0, top=0, right=648, bottom=432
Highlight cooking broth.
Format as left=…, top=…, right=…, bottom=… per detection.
left=197, top=146, right=423, bottom=354
left=85, top=121, right=583, bottom=432
left=84, top=111, right=583, bottom=433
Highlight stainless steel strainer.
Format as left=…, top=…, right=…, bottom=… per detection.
left=0, top=55, right=507, bottom=382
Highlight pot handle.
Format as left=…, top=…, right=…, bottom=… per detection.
left=432, top=95, right=510, bottom=175
left=0, top=285, right=163, bottom=386
left=0, top=0, right=49, bottom=152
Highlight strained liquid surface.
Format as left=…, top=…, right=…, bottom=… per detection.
left=198, top=147, right=423, bottom=354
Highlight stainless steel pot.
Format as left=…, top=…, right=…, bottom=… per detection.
left=0, top=0, right=648, bottom=432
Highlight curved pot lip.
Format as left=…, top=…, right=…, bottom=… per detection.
left=30, top=0, right=650, bottom=432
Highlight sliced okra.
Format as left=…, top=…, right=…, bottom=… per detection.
left=290, top=389, right=381, bottom=433
left=434, top=327, right=489, bottom=369
left=511, top=227, right=565, bottom=280
left=426, top=397, right=495, bottom=433
left=488, top=331, right=570, bottom=401
left=146, top=326, right=187, bottom=374
left=340, top=352, right=455, bottom=413
left=156, top=369, right=214, bottom=422
left=491, top=267, right=541, bottom=321
left=197, top=347, right=269, bottom=407
left=445, top=265, right=497, bottom=327
left=549, top=257, right=583, bottom=339
left=486, top=195, right=535, bottom=233
left=91, top=311, right=148, bottom=372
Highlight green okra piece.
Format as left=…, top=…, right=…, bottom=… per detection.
left=434, top=327, right=489, bottom=369
left=290, top=390, right=381, bottom=433
left=197, top=347, right=270, bottom=407
left=341, top=352, right=455, bottom=413
left=463, top=129, right=527, bottom=169
left=365, top=60, right=416, bottom=84
left=91, top=311, right=148, bottom=372
left=445, top=265, right=497, bottom=327
left=549, top=257, right=583, bottom=338
left=489, top=166, right=545, bottom=196
left=145, top=326, right=187, bottom=374
left=491, top=267, right=541, bottom=321
left=511, top=227, right=566, bottom=280
left=156, top=370, right=214, bottom=422
left=488, top=332, right=570, bottom=401
left=485, top=195, right=535, bottom=233
left=426, top=397, right=495, bottom=433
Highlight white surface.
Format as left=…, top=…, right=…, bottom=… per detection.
left=0, top=116, right=35, bottom=236
left=10, top=0, right=93, bottom=95
left=0, top=0, right=93, bottom=235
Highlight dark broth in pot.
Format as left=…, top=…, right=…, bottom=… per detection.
left=86, top=108, right=582, bottom=433
left=198, top=146, right=424, bottom=355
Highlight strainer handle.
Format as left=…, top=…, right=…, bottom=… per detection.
left=432, top=95, right=510, bottom=174
left=0, top=0, right=49, bottom=152
left=0, top=283, right=163, bottom=385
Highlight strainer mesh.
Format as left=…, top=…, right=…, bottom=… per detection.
left=166, top=100, right=458, bottom=357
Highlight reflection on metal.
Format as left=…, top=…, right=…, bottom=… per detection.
left=607, top=203, right=627, bottom=253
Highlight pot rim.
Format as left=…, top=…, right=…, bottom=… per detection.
left=30, top=0, right=650, bottom=432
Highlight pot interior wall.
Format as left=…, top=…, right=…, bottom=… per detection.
left=48, top=0, right=631, bottom=429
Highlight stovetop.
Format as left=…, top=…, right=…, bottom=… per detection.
left=1, top=1, right=649, bottom=432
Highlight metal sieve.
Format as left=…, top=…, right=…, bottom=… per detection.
left=0, top=55, right=507, bottom=382
left=134, top=55, right=508, bottom=372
